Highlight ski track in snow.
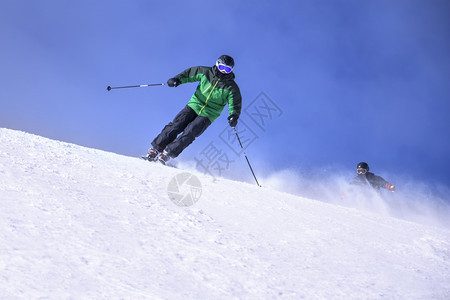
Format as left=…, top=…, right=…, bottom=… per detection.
left=0, top=128, right=449, bottom=299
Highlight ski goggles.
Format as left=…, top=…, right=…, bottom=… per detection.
left=357, top=168, right=367, bottom=175
left=217, top=63, right=233, bottom=74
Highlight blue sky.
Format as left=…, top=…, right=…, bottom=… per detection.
left=1, top=0, right=449, bottom=189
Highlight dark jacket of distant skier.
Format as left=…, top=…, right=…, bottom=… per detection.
left=146, top=55, right=241, bottom=164
left=350, top=162, right=395, bottom=192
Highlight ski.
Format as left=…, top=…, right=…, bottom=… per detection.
left=140, top=155, right=177, bottom=168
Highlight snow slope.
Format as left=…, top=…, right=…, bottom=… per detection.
left=1, top=128, right=449, bottom=299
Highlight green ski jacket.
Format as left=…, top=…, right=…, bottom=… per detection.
left=173, top=66, right=242, bottom=123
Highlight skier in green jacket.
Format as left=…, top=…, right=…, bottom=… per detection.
left=145, top=55, right=242, bottom=164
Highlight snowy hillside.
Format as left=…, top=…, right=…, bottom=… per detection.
left=1, top=128, right=449, bottom=299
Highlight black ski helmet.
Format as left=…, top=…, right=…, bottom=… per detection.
left=216, top=55, right=235, bottom=68
left=356, top=162, right=369, bottom=171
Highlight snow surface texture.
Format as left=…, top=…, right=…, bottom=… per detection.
left=1, top=128, right=449, bottom=299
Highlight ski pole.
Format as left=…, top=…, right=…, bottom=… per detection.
left=233, top=127, right=261, bottom=187
left=107, top=83, right=165, bottom=91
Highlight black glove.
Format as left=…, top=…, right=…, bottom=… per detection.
left=167, top=78, right=181, bottom=87
left=228, top=114, right=238, bottom=127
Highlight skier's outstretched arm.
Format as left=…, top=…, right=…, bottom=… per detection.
left=375, top=175, right=395, bottom=192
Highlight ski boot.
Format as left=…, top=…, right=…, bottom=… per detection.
left=143, top=148, right=159, bottom=161
left=158, top=150, right=171, bottom=165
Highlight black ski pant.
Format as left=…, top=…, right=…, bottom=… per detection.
left=151, top=105, right=211, bottom=158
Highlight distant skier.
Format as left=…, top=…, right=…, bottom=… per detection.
left=145, top=55, right=242, bottom=164
left=350, top=162, right=395, bottom=192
